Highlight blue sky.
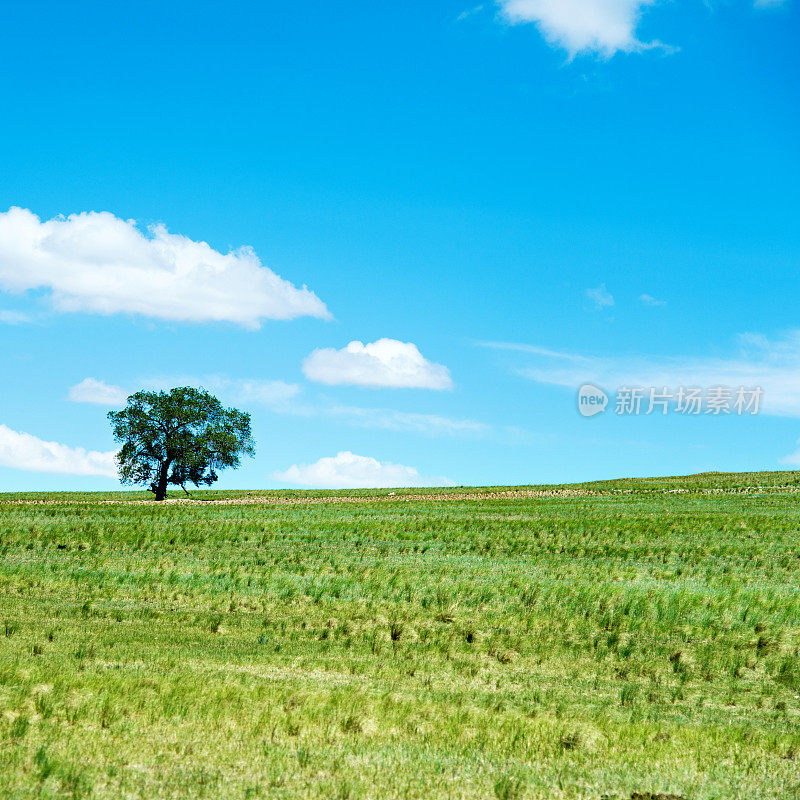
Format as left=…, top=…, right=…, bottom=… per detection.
left=0, top=0, right=798, bottom=491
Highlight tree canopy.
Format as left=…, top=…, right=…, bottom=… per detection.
left=108, top=387, right=255, bottom=500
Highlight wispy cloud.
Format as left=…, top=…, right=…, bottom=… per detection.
left=0, top=207, right=329, bottom=328
left=70, top=374, right=490, bottom=438
left=237, top=387, right=489, bottom=438
left=67, top=378, right=128, bottom=407
left=639, top=293, right=666, bottom=307
left=324, top=405, right=489, bottom=436
left=483, top=332, right=800, bottom=417
left=272, top=451, right=455, bottom=489
left=0, top=309, right=34, bottom=325
left=70, top=375, right=304, bottom=413
left=303, top=339, right=453, bottom=390
left=457, top=4, right=485, bottom=21
left=0, top=424, right=117, bottom=477
left=197, top=377, right=303, bottom=409
left=586, top=283, right=615, bottom=309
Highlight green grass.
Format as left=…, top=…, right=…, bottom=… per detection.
left=1, top=471, right=799, bottom=799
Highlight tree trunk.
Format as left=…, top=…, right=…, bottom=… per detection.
left=154, top=461, right=170, bottom=501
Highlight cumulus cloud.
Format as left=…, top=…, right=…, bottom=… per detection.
left=303, top=339, right=453, bottom=390
left=639, top=293, right=666, bottom=307
left=587, top=283, right=615, bottom=308
left=0, top=424, right=117, bottom=477
left=272, top=451, right=455, bottom=489
left=498, top=0, right=661, bottom=57
left=67, top=378, right=128, bottom=406
left=0, top=207, right=329, bottom=328
left=482, top=331, right=800, bottom=417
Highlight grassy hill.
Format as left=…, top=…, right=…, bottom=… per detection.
left=1, top=472, right=799, bottom=798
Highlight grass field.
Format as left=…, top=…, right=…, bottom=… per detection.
left=1, top=471, right=799, bottom=799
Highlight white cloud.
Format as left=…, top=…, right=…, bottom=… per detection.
left=272, top=451, right=455, bottom=489
left=754, top=0, right=788, bottom=7
left=484, top=331, right=800, bottom=417
left=0, top=424, right=117, bottom=477
left=639, top=293, right=666, bottom=307
left=67, top=378, right=128, bottom=406
left=587, top=283, right=615, bottom=308
left=498, top=0, right=661, bottom=57
left=303, top=339, right=453, bottom=390
left=0, top=309, right=33, bottom=324
left=0, top=207, right=329, bottom=328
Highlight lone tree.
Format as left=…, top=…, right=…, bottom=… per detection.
left=108, top=387, right=255, bottom=501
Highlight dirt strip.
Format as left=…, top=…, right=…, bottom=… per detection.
left=7, top=489, right=594, bottom=507
left=4, top=484, right=800, bottom=506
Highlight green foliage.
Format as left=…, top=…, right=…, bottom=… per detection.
left=0, top=471, right=799, bottom=798
left=107, top=387, right=254, bottom=499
